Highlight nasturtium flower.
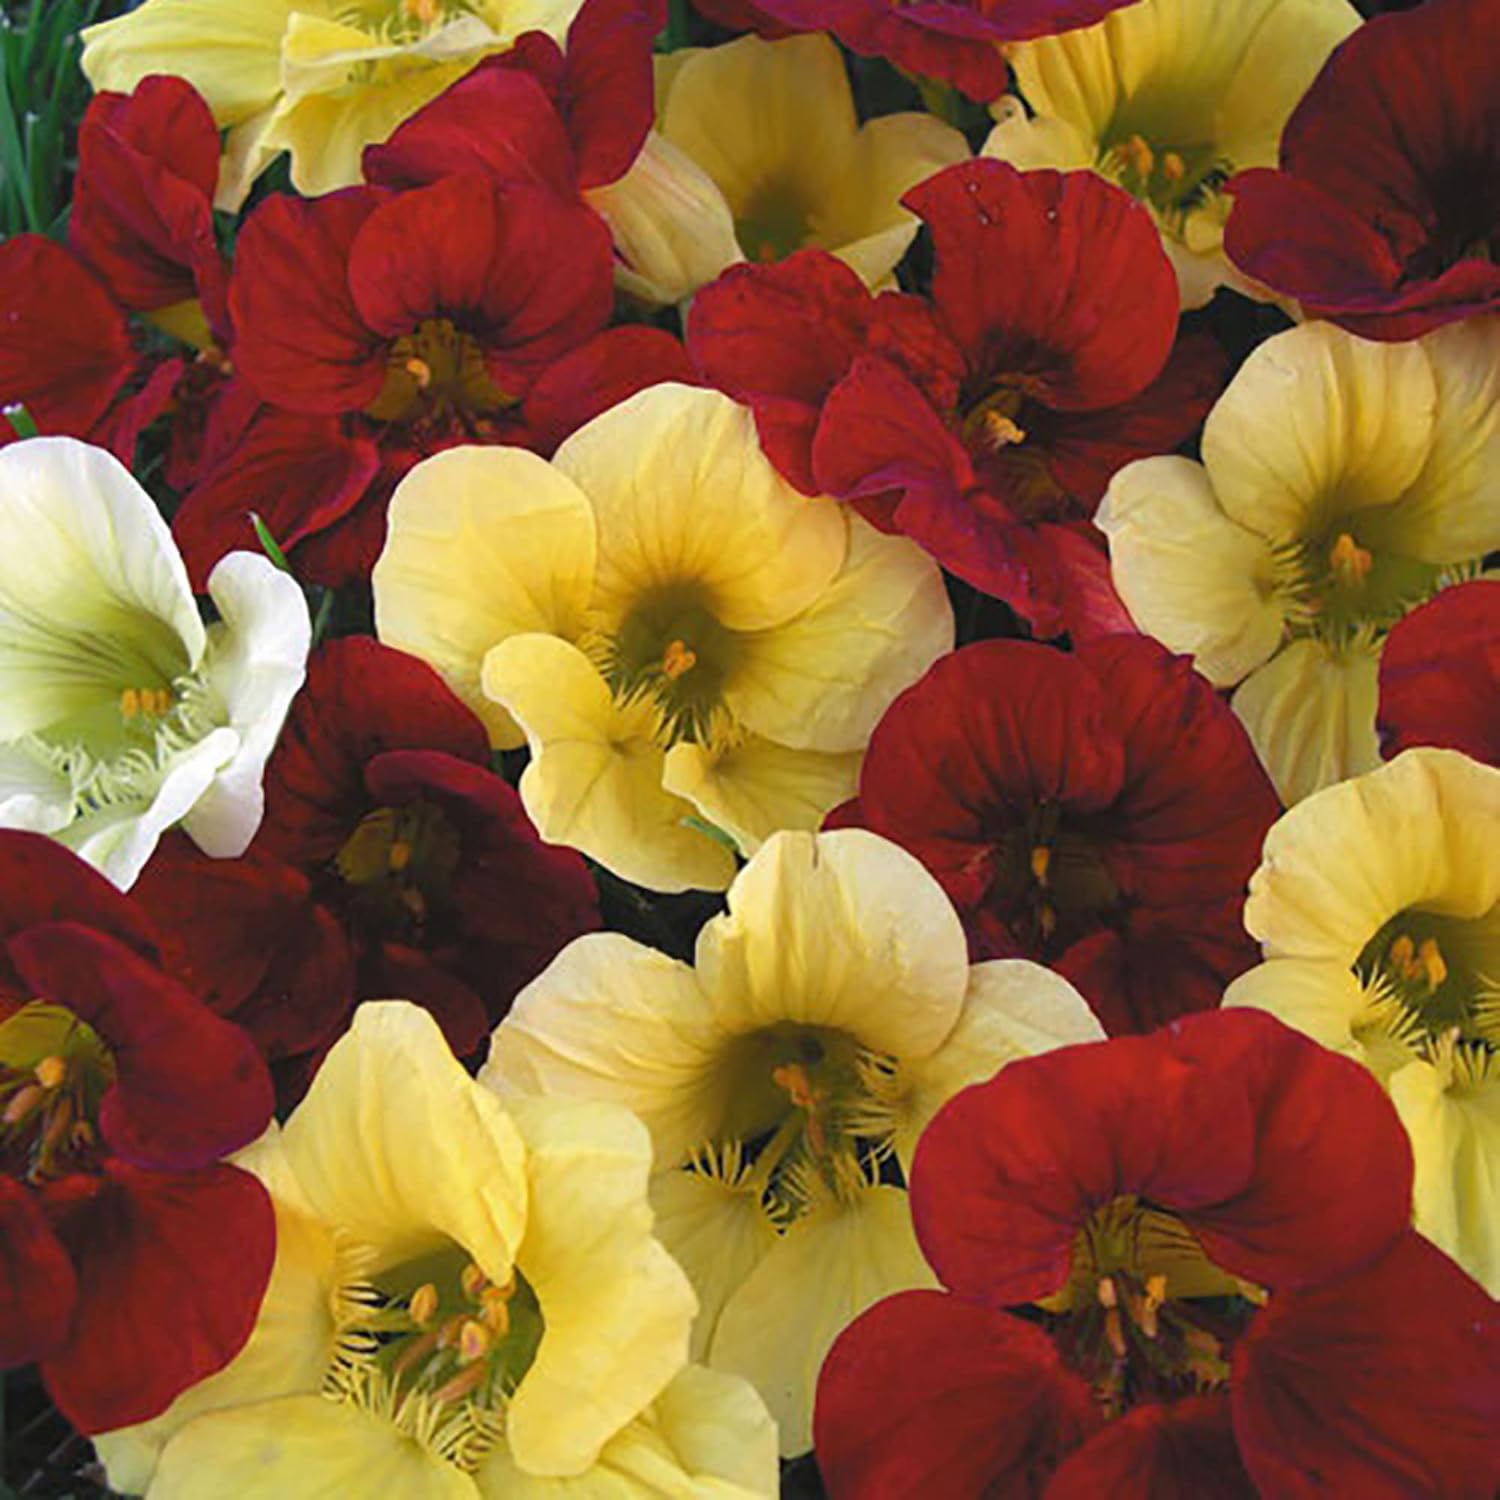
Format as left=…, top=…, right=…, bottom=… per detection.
left=1097, top=319, right=1500, bottom=805
left=0, top=438, right=310, bottom=890
left=1225, top=749, right=1500, bottom=1295
left=92, top=1002, right=772, bottom=1497
left=80, top=0, right=590, bottom=206
left=815, top=1010, right=1500, bottom=1499
left=0, top=832, right=274, bottom=1436
left=373, top=384, right=952, bottom=892
left=482, top=829, right=1105, bottom=1453
left=1224, top=0, right=1500, bottom=341
left=982, top=0, right=1361, bottom=306
left=590, top=34, right=967, bottom=305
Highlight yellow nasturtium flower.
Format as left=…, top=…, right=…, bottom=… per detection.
left=482, top=829, right=1106, bottom=1455
left=1224, top=750, right=1500, bottom=1297
left=80, top=0, right=585, bottom=206
left=372, top=384, right=954, bottom=892
left=589, top=34, right=968, bottom=305
left=982, top=0, right=1360, bottom=306
left=94, top=1002, right=778, bottom=1498
left=1096, top=318, right=1499, bottom=805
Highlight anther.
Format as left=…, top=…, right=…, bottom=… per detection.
left=404, top=0, right=442, bottom=28
left=119, top=688, right=140, bottom=720
left=661, top=639, right=698, bottom=680
left=1161, top=152, right=1186, bottom=182
left=1029, top=845, right=1051, bottom=886
left=1388, top=934, right=1416, bottom=975
left=388, top=840, right=413, bottom=874
left=2, top=1083, right=44, bottom=1127
left=33, top=1056, right=66, bottom=1090
left=460, top=1262, right=489, bottom=1302
left=480, top=1288, right=511, bottom=1338
left=409, top=1283, right=439, bottom=1328
left=1328, top=531, right=1373, bottom=586
left=1122, top=134, right=1154, bottom=178
left=983, top=411, right=1027, bottom=449
left=405, top=357, right=434, bottom=390
left=1096, top=1276, right=1118, bottom=1309
left=1416, top=938, right=1447, bottom=991
left=431, top=1361, right=486, bottom=1406
left=457, top=1319, right=491, bottom=1365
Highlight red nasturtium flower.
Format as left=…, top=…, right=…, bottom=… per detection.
left=1224, top=0, right=1500, bottom=341
left=131, top=639, right=600, bottom=1099
left=816, top=1010, right=1500, bottom=1499
left=0, top=833, right=273, bottom=1434
left=829, top=637, right=1279, bottom=1035
left=1376, top=580, right=1499, bottom=767
left=689, top=160, right=1222, bottom=636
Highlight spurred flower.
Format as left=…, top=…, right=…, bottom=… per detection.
left=1377, top=581, right=1499, bottom=766
left=690, top=163, right=1222, bottom=636
left=1224, top=0, right=1500, bottom=340
left=0, top=832, right=273, bottom=1435
left=131, top=637, right=599, bottom=1089
left=830, top=637, right=1279, bottom=1035
left=815, top=1011, right=1500, bottom=1498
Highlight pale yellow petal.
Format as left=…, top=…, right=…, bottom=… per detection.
left=1231, top=635, right=1382, bottom=805
left=725, top=516, right=953, bottom=754
left=695, top=829, right=970, bottom=1059
left=503, top=1096, right=697, bottom=1477
left=1223, top=958, right=1379, bottom=1067
left=481, top=633, right=737, bottom=892
left=373, top=447, right=597, bottom=750
left=147, top=1396, right=477, bottom=1500
left=662, top=737, right=860, bottom=858
left=981, top=99, right=1095, bottom=172
left=1096, top=455, right=1284, bottom=686
left=480, top=932, right=726, bottom=1168
left=710, top=1186, right=937, bottom=1456
left=281, top=1001, right=528, bottom=1283
left=552, top=385, right=847, bottom=634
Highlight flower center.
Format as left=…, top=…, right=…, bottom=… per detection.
left=335, top=799, right=463, bottom=942
left=956, top=377, right=1075, bottom=523
left=1099, top=132, right=1231, bottom=223
left=734, top=180, right=810, bottom=264
left=336, top=0, right=483, bottom=44
left=1044, top=1195, right=1249, bottom=1420
left=0, top=1002, right=114, bottom=1183
left=363, top=318, right=518, bottom=431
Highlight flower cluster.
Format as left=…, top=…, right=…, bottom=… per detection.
left=0, top=0, right=1494, bottom=1494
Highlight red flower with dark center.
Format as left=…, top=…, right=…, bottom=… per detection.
left=828, top=637, right=1279, bottom=1035
left=0, top=833, right=273, bottom=1434
left=815, top=1011, right=1500, bottom=1499
left=1223, top=0, right=1500, bottom=340
left=1377, top=581, right=1499, bottom=766
left=131, top=639, right=600, bottom=1098
left=689, top=164, right=1222, bottom=635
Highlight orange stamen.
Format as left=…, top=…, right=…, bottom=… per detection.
left=661, top=639, right=697, bottom=680
left=1329, top=531, right=1373, bottom=586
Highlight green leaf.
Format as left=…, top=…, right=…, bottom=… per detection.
left=2, top=402, right=37, bottom=438
left=248, top=512, right=294, bottom=575
left=680, top=814, right=741, bottom=853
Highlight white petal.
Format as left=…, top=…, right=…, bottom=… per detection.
left=0, top=741, right=74, bottom=834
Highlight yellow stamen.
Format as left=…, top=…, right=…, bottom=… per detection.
left=1388, top=934, right=1415, bottom=975
left=1416, top=938, right=1448, bottom=991
left=480, top=1288, right=511, bottom=1339
left=457, top=1319, right=490, bottom=1365
left=1160, top=152, right=1186, bottom=182
left=1122, top=134, right=1154, bottom=178
left=408, top=1283, right=438, bottom=1328
left=983, top=411, right=1027, bottom=449
left=119, top=688, right=140, bottom=720
left=1096, top=1276, right=1118, bottom=1309
left=405, top=356, right=434, bottom=390
left=33, top=1056, right=66, bottom=1090
left=388, top=840, right=413, bottom=874
left=1029, top=845, right=1051, bottom=886
left=460, top=1262, right=488, bottom=1302
left=1329, top=531, right=1373, bottom=586
left=771, top=1061, right=828, bottom=1155
left=404, top=0, right=441, bottom=28
left=660, top=639, right=697, bottom=680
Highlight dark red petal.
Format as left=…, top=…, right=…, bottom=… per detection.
left=229, top=188, right=388, bottom=413
left=1037, top=522, right=1136, bottom=644
left=171, top=406, right=381, bottom=590
left=41, top=1159, right=273, bottom=1433
left=0, top=236, right=136, bottom=437
left=364, top=62, right=578, bottom=196
left=68, top=76, right=228, bottom=335
left=907, top=161, right=1177, bottom=410
left=0, top=1177, right=77, bottom=1367
left=1378, top=580, right=1500, bottom=764
left=1233, top=1230, right=1500, bottom=1500
left=559, top=0, right=662, bottom=188
left=814, top=1290, right=1098, bottom=1498
left=6, top=925, right=272, bottom=1171
left=524, top=326, right=697, bottom=454
left=88, top=353, right=185, bottom=469
left=130, top=833, right=354, bottom=1062
left=259, top=638, right=491, bottom=866
left=357, top=943, right=491, bottom=1060
left=1045, top=1396, right=1255, bottom=1500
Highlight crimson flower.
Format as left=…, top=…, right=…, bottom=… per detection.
left=1224, top=0, right=1500, bottom=341
left=690, top=161, right=1222, bottom=636
left=0, top=834, right=273, bottom=1434
left=828, top=637, right=1279, bottom=1035
left=816, top=1010, right=1500, bottom=1499
left=131, top=639, right=600, bottom=1099
left=1377, top=580, right=1499, bottom=766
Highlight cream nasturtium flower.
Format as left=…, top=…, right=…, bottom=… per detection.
left=94, top=1002, right=777, bottom=1498
left=80, top=0, right=583, bottom=207
left=373, top=383, right=953, bottom=892
left=588, top=34, right=967, bottom=305
left=482, top=829, right=1106, bottom=1455
left=1096, top=318, right=1499, bottom=805
left=0, top=436, right=309, bottom=890
left=982, top=0, right=1360, bottom=307
left=1224, top=750, right=1500, bottom=1297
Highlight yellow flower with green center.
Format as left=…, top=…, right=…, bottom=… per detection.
left=1225, top=749, right=1500, bottom=1296
left=372, top=384, right=954, bottom=892
left=481, top=829, right=1105, bottom=1454
left=1096, top=318, right=1499, bottom=805
left=93, top=1002, right=777, bottom=1497
left=80, top=0, right=585, bottom=206
left=982, top=0, right=1361, bottom=306
left=589, top=34, right=968, bottom=305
